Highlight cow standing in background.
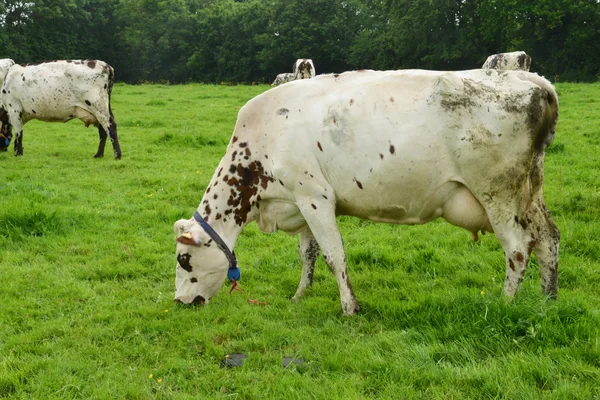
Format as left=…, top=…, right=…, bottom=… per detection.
left=272, top=58, right=316, bottom=86
left=173, top=69, right=560, bottom=315
left=0, top=60, right=121, bottom=159
left=292, top=58, right=316, bottom=79
left=483, top=51, right=531, bottom=71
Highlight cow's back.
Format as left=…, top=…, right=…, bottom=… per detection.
left=234, top=69, right=557, bottom=222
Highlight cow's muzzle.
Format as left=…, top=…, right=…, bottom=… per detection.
left=175, top=295, right=206, bottom=305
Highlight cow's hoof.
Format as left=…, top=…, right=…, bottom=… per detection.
left=341, top=300, right=360, bottom=316
left=94, top=154, right=104, bottom=158
left=114, top=154, right=122, bottom=160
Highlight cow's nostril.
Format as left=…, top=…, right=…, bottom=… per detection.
left=192, top=295, right=206, bottom=305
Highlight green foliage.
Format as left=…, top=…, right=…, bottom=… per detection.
left=1, top=0, right=599, bottom=82
left=0, top=82, right=600, bottom=398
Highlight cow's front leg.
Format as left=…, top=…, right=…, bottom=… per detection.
left=11, top=117, right=24, bottom=156
left=297, top=197, right=359, bottom=315
left=292, top=227, right=320, bottom=302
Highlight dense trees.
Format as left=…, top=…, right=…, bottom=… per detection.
left=1, top=0, right=599, bottom=83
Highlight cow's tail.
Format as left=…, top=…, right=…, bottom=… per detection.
left=523, top=74, right=559, bottom=196
left=106, top=64, right=115, bottom=99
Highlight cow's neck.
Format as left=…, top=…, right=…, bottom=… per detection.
left=196, top=146, right=275, bottom=250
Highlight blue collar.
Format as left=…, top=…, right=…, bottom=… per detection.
left=193, top=211, right=241, bottom=282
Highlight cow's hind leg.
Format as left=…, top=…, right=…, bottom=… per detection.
left=94, top=125, right=108, bottom=158
left=296, top=196, right=359, bottom=315
left=527, top=197, right=560, bottom=298
left=292, top=227, right=320, bottom=302
left=96, top=110, right=121, bottom=160
left=480, top=195, right=538, bottom=299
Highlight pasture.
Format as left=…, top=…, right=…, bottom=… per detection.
left=1, top=81, right=599, bottom=399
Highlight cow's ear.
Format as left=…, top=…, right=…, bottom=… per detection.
left=176, top=231, right=203, bottom=246
left=174, top=219, right=189, bottom=236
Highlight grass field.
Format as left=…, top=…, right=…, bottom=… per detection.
left=1, top=81, right=599, bottom=399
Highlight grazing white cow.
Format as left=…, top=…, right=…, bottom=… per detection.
left=483, top=51, right=531, bottom=71
left=0, top=59, right=15, bottom=150
left=272, top=58, right=316, bottom=86
left=0, top=60, right=121, bottom=158
left=174, top=69, right=559, bottom=315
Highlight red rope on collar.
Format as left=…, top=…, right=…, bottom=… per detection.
left=229, top=279, right=269, bottom=306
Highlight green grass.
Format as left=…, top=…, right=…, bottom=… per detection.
left=1, top=81, right=599, bottom=399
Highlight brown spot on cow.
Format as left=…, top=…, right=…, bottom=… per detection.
left=389, top=144, right=395, bottom=154
left=215, top=213, right=222, bottom=220
left=311, top=204, right=317, bottom=209
left=87, top=60, right=96, bottom=69
left=204, top=204, right=212, bottom=217
left=317, top=142, right=323, bottom=151
left=245, top=148, right=251, bottom=157
left=221, top=160, right=275, bottom=225
left=390, top=97, right=394, bottom=103
left=232, top=136, right=238, bottom=143
left=349, top=99, right=354, bottom=106
left=380, top=153, right=384, bottom=160
left=354, top=179, right=363, bottom=189
left=516, top=252, right=524, bottom=262
left=239, top=142, right=248, bottom=148
left=509, top=259, right=515, bottom=271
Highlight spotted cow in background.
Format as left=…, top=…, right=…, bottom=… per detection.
left=272, top=58, right=316, bottom=86
left=482, top=51, right=531, bottom=71
left=271, top=72, right=296, bottom=86
left=292, top=58, right=316, bottom=80
left=0, top=60, right=121, bottom=158
left=0, top=58, right=15, bottom=150
left=174, top=68, right=559, bottom=316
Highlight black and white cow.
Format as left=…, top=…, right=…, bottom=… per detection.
left=0, top=60, right=121, bottom=158
left=174, top=69, right=559, bottom=315
left=292, top=58, right=316, bottom=80
left=272, top=58, right=316, bottom=86
left=271, top=73, right=296, bottom=86
left=482, top=51, right=531, bottom=71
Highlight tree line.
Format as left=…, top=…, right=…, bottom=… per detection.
left=1, top=0, right=599, bottom=84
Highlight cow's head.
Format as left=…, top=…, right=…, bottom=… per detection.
left=0, top=58, right=15, bottom=88
left=0, top=107, right=11, bottom=152
left=173, top=218, right=231, bottom=305
left=293, top=59, right=315, bottom=80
